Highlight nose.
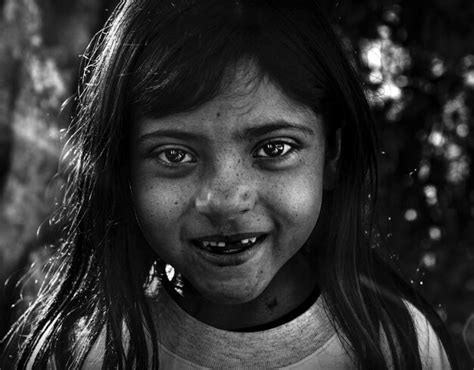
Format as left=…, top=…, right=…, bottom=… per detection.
left=195, top=183, right=256, bottom=220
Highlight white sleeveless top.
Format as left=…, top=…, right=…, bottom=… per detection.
left=80, top=287, right=451, bottom=369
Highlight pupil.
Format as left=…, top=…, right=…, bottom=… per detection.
left=165, top=149, right=184, bottom=162
left=265, top=143, right=284, bottom=156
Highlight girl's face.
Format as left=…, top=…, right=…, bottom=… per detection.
left=130, top=74, right=329, bottom=305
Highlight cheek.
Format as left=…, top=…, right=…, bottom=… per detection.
left=284, top=176, right=322, bottom=216
left=267, top=163, right=324, bottom=243
left=131, top=177, right=192, bottom=244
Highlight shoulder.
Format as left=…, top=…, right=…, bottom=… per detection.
left=28, top=323, right=109, bottom=369
left=81, top=326, right=106, bottom=370
left=83, top=322, right=149, bottom=369
left=403, top=300, right=451, bottom=370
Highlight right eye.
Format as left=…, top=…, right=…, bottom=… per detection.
left=156, top=148, right=196, bottom=165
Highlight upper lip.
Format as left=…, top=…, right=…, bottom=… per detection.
left=192, top=232, right=267, bottom=243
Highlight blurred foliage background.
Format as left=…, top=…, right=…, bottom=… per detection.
left=0, top=0, right=472, bottom=367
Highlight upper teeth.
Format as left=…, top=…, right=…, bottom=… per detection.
left=201, top=237, right=258, bottom=248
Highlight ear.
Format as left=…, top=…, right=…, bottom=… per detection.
left=323, top=128, right=341, bottom=190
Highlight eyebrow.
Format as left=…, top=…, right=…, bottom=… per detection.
left=137, top=130, right=207, bottom=144
left=236, top=121, right=315, bottom=140
left=136, top=120, right=315, bottom=144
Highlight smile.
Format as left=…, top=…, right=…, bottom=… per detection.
left=192, top=233, right=267, bottom=255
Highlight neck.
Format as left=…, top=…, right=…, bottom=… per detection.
left=166, top=249, right=319, bottom=331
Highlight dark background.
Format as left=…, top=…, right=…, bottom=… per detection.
left=0, top=0, right=472, bottom=367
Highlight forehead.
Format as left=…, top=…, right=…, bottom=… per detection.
left=134, top=71, right=320, bottom=136
left=220, top=75, right=308, bottom=115
left=217, top=62, right=315, bottom=117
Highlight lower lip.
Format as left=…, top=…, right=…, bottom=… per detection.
left=191, top=236, right=267, bottom=267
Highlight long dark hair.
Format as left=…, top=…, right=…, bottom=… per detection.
left=3, top=0, right=456, bottom=369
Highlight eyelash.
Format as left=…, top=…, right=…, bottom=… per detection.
left=253, top=140, right=298, bottom=159
left=154, top=148, right=197, bottom=167
left=152, top=139, right=299, bottom=168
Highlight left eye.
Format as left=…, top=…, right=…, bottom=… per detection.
left=157, top=148, right=196, bottom=164
left=254, top=142, right=294, bottom=158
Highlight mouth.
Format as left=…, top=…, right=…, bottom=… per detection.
left=191, top=233, right=267, bottom=255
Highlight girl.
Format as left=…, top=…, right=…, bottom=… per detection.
left=3, top=0, right=457, bottom=368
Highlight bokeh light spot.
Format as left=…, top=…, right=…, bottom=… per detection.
left=418, top=162, right=431, bottom=181
left=379, top=82, right=402, bottom=100
left=365, top=43, right=382, bottom=69
left=404, top=209, right=418, bottom=221
left=421, top=252, right=437, bottom=269
left=429, top=226, right=442, bottom=241
left=445, top=143, right=462, bottom=160
left=462, top=54, right=474, bottom=68
left=431, top=58, right=445, bottom=77
left=456, top=123, right=469, bottom=138
left=464, top=70, right=474, bottom=87
left=424, top=185, right=438, bottom=205
left=377, top=25, right=391, bottom=39
left=447, top=156, right=470, bottom=184
left=428, top=131, right=445, bottom=147
left=369, top=70, right=383, bottom=83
